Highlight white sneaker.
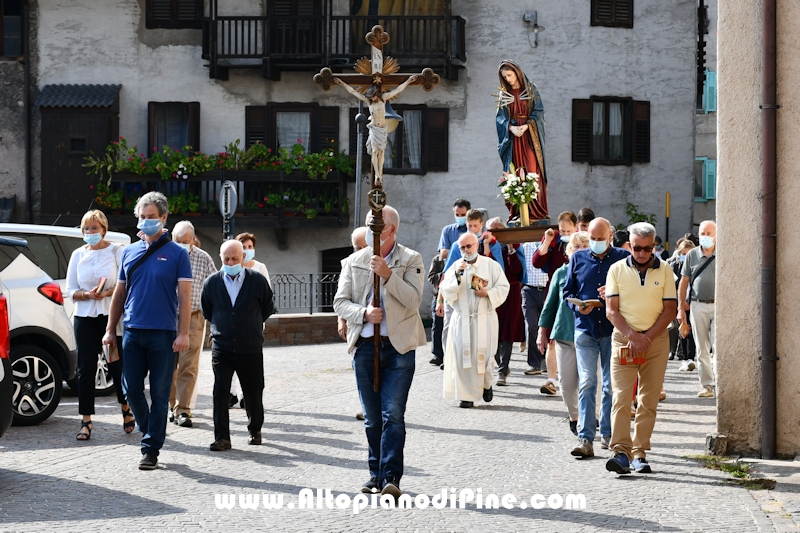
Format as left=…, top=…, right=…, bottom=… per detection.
left=697, top=386, right=715, bottom=398
left=678, top=360, right=696, bottom=372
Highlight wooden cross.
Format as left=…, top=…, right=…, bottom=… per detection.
left=315, top=25, right=440, bottom=391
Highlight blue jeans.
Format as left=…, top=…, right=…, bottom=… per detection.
left=122, top=328, right=177, bottom=457
left=353, top=340, right=415, bottom=485
left=574, top=331, right=612, bottom=443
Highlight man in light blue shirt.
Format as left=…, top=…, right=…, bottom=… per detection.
left=438, top=198, right=471, bottom=260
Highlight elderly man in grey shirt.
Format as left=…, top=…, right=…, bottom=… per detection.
left=677, top=220, right=717, bottom=398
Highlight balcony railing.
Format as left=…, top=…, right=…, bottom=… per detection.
left=202, top=3, right=465, bottom=80
left=93, top=170, right=349, bottom=229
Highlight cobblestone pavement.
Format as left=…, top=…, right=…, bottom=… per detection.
left=0, top=342, right=797, bottom=532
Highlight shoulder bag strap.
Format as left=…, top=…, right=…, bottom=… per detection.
left=126, top=237, right=171, bottom=292
left=689, top=254, right=715, bottom=301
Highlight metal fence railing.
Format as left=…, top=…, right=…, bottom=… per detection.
left=271, top=273, right=340, bottom=314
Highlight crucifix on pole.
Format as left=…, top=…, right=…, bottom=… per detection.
left=315, top=25, right=440, bottom=391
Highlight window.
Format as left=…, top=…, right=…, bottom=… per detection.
left=572, top=97, right=649, bottom=166
left=591, top=0, right=633, bottom=28
left=148, top=102, right=200, bottom=155
left=245, top=104, right=339, bottom=153
left=349, top=106, right=449, bottom=174
left=145, top=0, right=202, bottom=30
left=703, top=70, right=717, bottom=113
left=694, top=157, right=716, bottom=202
left=69, top=138, right=87, bottom=154
left=0, top=0, right=22, bottom=58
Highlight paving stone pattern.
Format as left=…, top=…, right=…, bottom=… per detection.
left=0, top=343, right=795, bottom=532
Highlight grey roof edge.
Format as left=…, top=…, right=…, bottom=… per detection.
left=34, top=84, right=122, bottom=108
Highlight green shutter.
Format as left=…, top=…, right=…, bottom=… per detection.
left=705, top=159, right=716, bottom=200
left=704, top=70, right=717, bottom=113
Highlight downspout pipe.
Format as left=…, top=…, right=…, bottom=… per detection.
left=760, top=0, right=778, bottom=460
left=23, top=0, right=32, bottom=223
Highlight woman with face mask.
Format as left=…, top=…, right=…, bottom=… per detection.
left=66, top=210, right=133, bottom=440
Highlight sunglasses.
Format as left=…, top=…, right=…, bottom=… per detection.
left=632, top=245, right=654, bottom=253
left=459, top=244, right=476, bottom=251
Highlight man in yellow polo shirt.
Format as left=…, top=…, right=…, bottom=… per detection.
left=604, top=222, right=677, bottom=474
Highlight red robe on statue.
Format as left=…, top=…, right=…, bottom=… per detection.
left=507, top=88, right=549, bottom=221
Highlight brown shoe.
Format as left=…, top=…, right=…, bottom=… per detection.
left=570, top=438, right=594, bottom=458
left=540, top=380, right=557, bottom=395
left=248, top=433, right=262, bottom=445
left=209, top=439, right=232, bottom=451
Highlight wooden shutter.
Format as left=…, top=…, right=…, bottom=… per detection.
left=704, top=70, right=717, bottom=113
left=318, top=106, right=339, bottom=152
left=427, top=108, right=449, bottom=172
left=572, top=99, right=591, bottom=162
left=632, top=100, right=650, bottom=163
left=187, top=102, right=201, bottom=152
left=705, top=159, right=716, bottom=200
left=245, top=106, right=268, bottom=147
left=591, top=0, right=633, bottom=28
left=146, top=0, right=202, bottom=29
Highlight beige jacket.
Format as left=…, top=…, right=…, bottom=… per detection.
left=334, top=243, right=427, bottom=355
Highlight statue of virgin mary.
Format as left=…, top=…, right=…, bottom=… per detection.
left=495, top=60, right=549, bottom=222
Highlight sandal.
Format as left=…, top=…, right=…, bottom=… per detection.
left=76, top=420, right=93, bottom=441
left=122, top=407, right=136, bottom=434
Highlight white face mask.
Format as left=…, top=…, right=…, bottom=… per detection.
left=365, top=229, right=389, bottom=249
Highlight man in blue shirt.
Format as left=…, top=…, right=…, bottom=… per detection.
left=562, top=217, right=628, bottom=459
left=104, top=192, right=193, bottom=471
left=438, top=198, right=471, bottom=260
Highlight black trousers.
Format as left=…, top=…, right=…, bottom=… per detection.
left=74, top=315, right=125, bottom=415
left=430, top=296, right=444, bottom=357
left=212, top=349, right=264, bottom=441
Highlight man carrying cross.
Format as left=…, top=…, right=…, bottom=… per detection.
left=333, top=206, right=426, bottom=499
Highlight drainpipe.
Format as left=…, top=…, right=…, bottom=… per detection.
left=760, top=0, right=777, bottom=460
left=23, top=0, right=32, bottom=223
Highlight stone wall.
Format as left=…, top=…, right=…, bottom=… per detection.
left=263, top=313, right=342, bottom=347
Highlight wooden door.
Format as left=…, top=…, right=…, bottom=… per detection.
left=40, top=109, right=119, bottom=216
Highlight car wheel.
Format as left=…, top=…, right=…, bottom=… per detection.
left=10, top=345, right=63, bottom=426
left=66, top=351, right=115, bottom=397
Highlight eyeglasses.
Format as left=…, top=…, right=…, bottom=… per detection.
left=632, top=245, right=654, bottom=253
left=459, top=244, right=476, bottom=251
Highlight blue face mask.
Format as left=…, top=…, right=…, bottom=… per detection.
left=699, top=235, right=715, bottom=249
left=679, top=254, right=687, bottom=262
left=177, top=243, right=191, bottom=254
left=244, top=249, right=255, bottom=262
left=137, top=218, right=163, bottom=237
left=83, top=233, right=102, bottom=246
left=462, top=252, right=478, bottom=262
left=589, top=239, right=608, bottom=255
left=222, top=264, right=242, bottom=277
left=455, top=216, right=467, bottom=227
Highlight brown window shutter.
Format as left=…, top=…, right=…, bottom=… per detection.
left=615, top=0, right=634, bottom=28
left=572, top=99, right=591, bottom=162
left=147, top=102, right=157, bottom=156
left=146, top=0, right=202, bottom=29
left=318, top=106, right=339, bottom=152
left=177, top=0, right=203, bottom=25
left=427, top=108, right=449, bottom=172
left=245, top=106, right=268, bottom=147
left=187, top=102, right=201, bottom=152
left=592, top=0, right=614, bottom=26
left=632, top=100, right=650, bottom=163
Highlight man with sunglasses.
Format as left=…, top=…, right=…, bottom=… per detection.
left=440, top=232, right=510, bottom=408
left=604, top=222, right=677, bottom=474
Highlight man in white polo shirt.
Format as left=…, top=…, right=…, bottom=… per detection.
left=604, top=222, right=677, bottom=475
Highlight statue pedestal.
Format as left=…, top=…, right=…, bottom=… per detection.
left=491, top=222, right=557, bottom=245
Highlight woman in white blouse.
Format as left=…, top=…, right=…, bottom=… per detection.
left=67, top=210, right=133, bottom=440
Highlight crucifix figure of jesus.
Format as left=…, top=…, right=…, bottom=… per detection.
left=333, top=76, right=417, bottom=187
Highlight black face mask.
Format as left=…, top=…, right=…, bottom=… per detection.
left=631, top=255, right=652, bottom=268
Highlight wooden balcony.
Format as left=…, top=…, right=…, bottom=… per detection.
left=202, top=2, right=466, bottom=81
left=39, top=170, right=350, bottom=231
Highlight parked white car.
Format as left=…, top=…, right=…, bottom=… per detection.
left=0, top=224, right=131, bottom=406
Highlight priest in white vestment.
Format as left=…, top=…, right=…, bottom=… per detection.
left=441, top=233, right=510, bottom=408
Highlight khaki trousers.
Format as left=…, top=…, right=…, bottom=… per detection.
left=170, top=311, right=206, bottom=415
left=610, top=328, right=669, bottom=461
